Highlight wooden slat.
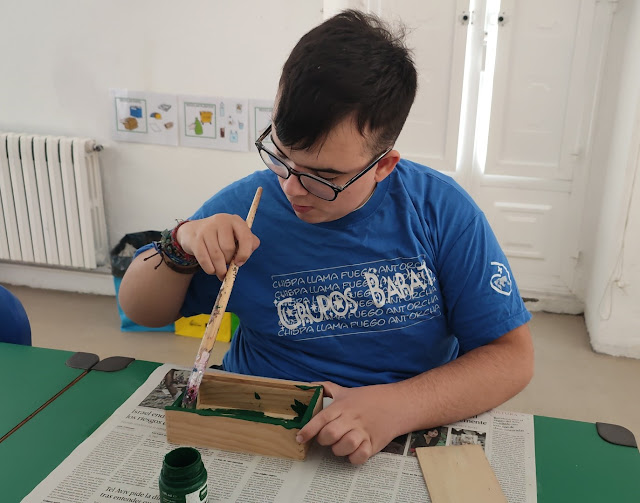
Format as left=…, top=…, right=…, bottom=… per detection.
left=416, top=445, right=507, bottom=503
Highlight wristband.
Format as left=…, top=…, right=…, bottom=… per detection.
left=144, top=220, right=200, bottom=274
left=161, top=221, right=199, bottom=266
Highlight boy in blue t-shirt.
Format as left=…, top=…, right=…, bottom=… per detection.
left=120, top=10, right=533, bottom=464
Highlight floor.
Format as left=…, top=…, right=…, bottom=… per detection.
left=6, top=283, right=640, bottom=449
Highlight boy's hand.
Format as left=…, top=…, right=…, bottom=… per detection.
left=296, top=381, right=402, bottom=464
left=176, top=215, right=260, bottom=281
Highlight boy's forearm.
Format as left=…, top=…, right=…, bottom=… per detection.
left=118, top=249, right=194, bottom=327
left=387, top=324, right=534, bottom=437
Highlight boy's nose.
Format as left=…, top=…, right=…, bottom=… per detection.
left=281, top=172, right=309, bottom=197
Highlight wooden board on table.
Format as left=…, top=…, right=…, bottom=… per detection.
left=416, top=444, right=507, bottom=503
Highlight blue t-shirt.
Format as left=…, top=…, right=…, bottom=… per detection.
left=148, top=160, right=531, bottom=387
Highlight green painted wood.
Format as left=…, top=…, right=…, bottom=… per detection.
left=0, top=358, right=161, bottom=502
left=0, top=343, right=83, bottom=438
left=535, top=415, right=640, bottom=502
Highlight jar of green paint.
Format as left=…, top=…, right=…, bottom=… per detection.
left=159, top=447, right=208, bottom=502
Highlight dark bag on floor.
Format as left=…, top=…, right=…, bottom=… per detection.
left=110, top=231, right=174, bottom=332
left=110, top=230, right=162, bottom=278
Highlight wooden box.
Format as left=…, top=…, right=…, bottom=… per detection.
left=165, top=372, right=323, bottom=460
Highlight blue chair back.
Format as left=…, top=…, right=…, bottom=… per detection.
left=0, top=286, right=32, bottom=346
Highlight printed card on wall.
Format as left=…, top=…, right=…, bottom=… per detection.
left=249, top=99, right=274, bottom=150
left=178, top=95, right=249, bottom=152
left=110, top=89, right=178, bottom=146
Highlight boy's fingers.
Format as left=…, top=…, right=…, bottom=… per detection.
left=217, top=225, right=239, bottom=265
left=297, top=407, right=340, bottom=444
left=348, top=440, right=373, bottom=465
left=331, top=429, right=367, bottom=458
left=233, top=222, right=259, bottom=266
left=203, top=234, right=227, bottom=280
left=234, top=234, right=256, bottom=266
left=191, top=240, right=215, bottom=276
left=296, top=416, right=326, bottom=444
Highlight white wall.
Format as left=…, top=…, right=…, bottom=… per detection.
left=579, top=0, right=640, bottom=358
left=2, top=0, right=640, bottom=358
left=0, top=0, right=322, bottom=248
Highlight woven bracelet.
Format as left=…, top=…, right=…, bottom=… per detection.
left=144, top=242, right=199, bottom=274
left=161, top=221, right=198, bottom=265
left=153, top=220, right=200, bottom=274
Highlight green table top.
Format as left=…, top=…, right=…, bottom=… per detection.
left=0, top=358, right=161, bottom=502
left=0, top=343, right=83, bottom=438
left=535, top=415, right=640, bottom=502
left=1, top=347, right=638, bottom=502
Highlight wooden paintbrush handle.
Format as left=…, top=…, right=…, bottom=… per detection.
left=181, top=187, right=262, bottom=408
left=201, top=186, right=262, bottom=352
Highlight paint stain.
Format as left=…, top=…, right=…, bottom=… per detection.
left=169, top=386, right=323, bottom=429
left=254, top=392, right=261, bottom=400
left=291, top=399, right=308, bottom=422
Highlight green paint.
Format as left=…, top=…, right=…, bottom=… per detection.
left=159, top=447, right=208, bottom=503
left=167, top=386, right=322, bottom=430
left=291, top=399, right=309, bottom=422
left=254, top=392, right=261, bottom=400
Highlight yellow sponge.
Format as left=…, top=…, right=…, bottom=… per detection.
left=175, top=313, right=233, bottom=341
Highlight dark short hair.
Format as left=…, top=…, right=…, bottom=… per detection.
left=274, top=9, right=417, bottom=154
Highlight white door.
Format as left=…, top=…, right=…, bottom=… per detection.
left=380, top=0, right=470, bottom=174
left=473, top=0, right=614, bottom=302
left=364, top=0, right=616, bottom=305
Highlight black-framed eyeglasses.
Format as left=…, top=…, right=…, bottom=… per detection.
left=255, top=124, right=391, bottom=201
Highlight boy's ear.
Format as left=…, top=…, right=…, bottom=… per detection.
left=374, top=150, right=401, bottom=182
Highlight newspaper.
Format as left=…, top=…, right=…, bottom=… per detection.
left=25, top=364, right=537, bottom=503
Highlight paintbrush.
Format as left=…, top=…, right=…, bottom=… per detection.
left=181, top=186, right=263, bottom=408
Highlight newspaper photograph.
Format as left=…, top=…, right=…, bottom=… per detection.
left=25, top=365, right=537, bottom=503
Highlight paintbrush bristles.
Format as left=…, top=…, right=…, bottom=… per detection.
left=181, top=187, right=262, bottom=408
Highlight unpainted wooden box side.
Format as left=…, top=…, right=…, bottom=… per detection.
left=166, top=410, right=311, bottom=460
left=197, top=375, right=316, bottom=418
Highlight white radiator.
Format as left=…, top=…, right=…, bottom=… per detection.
left=0, top=133, right=108, bottom=270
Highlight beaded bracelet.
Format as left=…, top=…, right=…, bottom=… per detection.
left=144, top=220, right=200, bottom=274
